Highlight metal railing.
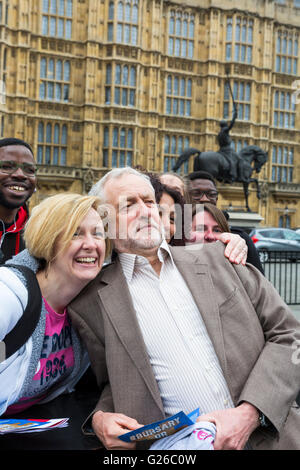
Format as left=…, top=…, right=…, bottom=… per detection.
left=259, top=251, right=300, bottom=305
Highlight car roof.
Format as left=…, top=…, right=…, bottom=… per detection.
left=257, top=228, right=292, bottom=232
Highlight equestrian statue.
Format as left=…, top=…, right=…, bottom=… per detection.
left=172, top=73, right=268, bottom=212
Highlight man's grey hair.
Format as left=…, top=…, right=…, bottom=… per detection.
left=89, top=167, right=154, bottom=202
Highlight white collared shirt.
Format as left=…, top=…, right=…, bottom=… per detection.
left=118, top=240, right=234, bottom=416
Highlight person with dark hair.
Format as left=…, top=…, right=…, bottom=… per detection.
left=188, top=170, right=216, bottom=184
left=147, top=173, right=186, bottom=246
left=148, top=171, right=249, bottom=254
left=159, top=172, right=185, bottom=197
left=186, top=171, right=219, bottom=205
left=188, top=203, right=231, bottom=245
left=186, top=171, right=264, bottom=273
left=0, top=138, right=37, bottom=263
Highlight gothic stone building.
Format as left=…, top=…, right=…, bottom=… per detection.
left=0, top=0, right=299, bottom=227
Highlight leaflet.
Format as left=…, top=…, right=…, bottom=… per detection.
left=0, top=418, right=69, bottom=434
left=119, top=408, right=200, bottom=443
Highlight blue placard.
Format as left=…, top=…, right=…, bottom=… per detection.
left=119, top=408, right=200, bottom=443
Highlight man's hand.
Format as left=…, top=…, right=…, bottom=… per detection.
left=219, top=232, right=248, bottom=265
left=196, top=402, right=259, bottom=450
left=92, top=410, right=143, bottom=450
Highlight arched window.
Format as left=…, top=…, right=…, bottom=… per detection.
left=164, top=134, right=190, bottom=174
left=40, top=58, right=47, bottom=78
left=113, top=127, right=119, bottom=147
left=224, top=81, right=251, bottom=121
left=118, top=1, right=123, bottom=19
left=39, top=57, right=70, bottom=102
left=37, top=122, right=68, bottom=165
left=41, top=0, right=72, bottom=38
left=48, top=59, right=54, bottom=79
left=103, top=127, right=109, bottom=167
left=56, top=60, right=62, bottom=80
left=115, top=0, right=139, bottom=45
left=115, top=64, right=121, bottom=84
left=122, top=65, right=128, bottom=85
left=66, top=0, right=72, bottom=16
left=61, top=124, right=67, bottom=145
left=275, top=30, right=298, bottom=75
left=106, top=64, right=136, bottom=107
left=168, top=9, right=194, bottom=58
left=166, top=75, right=192, bottom=116
left=273, top=89, right=296, bottom=129
left=130, top=67, right=136, bottom=86
left=39, top=82, right=46, bottom=99
left=54, top=124, right=60, bottom=143
left=50, top=0, right=56, bottom=15
left=53, top=124, right=60, bottom=164
left=38, top=122, right=44, bottom=142
left=108, top=2, right=114, bottom=20
left=120, top=128, right=126, bottom=148
left=271, top=146, right=294, bottom=183
left=106, top=64, right=112, bottom=84
left=104, top=127, right=109, bottom=147
left=127, top=129, right=133, bottom=148
left=226, top=16, right=253, bottom=63
left=64, top=61, right=70, bottom=81
left=42, top=0, right=49, bottom=14
left=46, top=123, right=52, bottom=142
left=105, top=127, right=134, bottom=168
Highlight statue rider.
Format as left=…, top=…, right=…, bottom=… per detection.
left=217, top=108, right=242, bottom=183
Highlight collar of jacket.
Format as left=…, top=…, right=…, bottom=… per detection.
left=0, top=205, right=28, bottom=236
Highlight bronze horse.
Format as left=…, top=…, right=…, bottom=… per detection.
left=173, top=145, right=268, bottom=212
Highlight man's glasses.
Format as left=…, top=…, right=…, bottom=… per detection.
left=0, top=160, right=37, bottom=176
left=191, top=190, right=218, bottom=200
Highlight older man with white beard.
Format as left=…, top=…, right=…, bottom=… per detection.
left=106, top=178, right=163, bottom=260
left=68, top=167, right=300, bottom=451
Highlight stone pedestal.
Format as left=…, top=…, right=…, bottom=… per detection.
left=227, top=211, right=264, bottom=232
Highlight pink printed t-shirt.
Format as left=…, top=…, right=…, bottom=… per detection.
left=5, top=298, right=75, bottom=415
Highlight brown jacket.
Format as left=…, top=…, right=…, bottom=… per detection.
left=68, top=242, right=300, bottom=450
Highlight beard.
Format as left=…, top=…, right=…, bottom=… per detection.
left=129, top=228, right=162, bottom=251
left=114, top=222, right=163, bottom=254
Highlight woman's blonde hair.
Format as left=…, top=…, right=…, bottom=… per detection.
left=24, top=193, right=110, bottom=266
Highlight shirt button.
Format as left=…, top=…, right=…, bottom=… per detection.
left=224, top=399, right=229, bottom=407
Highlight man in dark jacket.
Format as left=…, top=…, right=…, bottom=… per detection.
left=186, top=170, right=264, bottom=274
left=0, top=138, right=37, bottom=263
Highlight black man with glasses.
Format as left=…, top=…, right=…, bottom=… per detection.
left=0, top=138, right=37, bottom=263
left=187, top=170, right=264, bottom=274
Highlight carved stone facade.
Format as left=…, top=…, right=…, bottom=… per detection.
left=0, top=0, right=299, bottom=227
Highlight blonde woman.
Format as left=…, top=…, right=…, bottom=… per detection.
left=0, top=193, right=108, bottom=416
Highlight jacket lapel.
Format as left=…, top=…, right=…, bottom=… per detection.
left=97, top=258, right=165, bottom=415
left=97, top=247, right=228, bottom=414
left=170, top=246, right=228, bottom=378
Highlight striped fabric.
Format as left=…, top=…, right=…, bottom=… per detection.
left=118, top=240, right=234, bottom=417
